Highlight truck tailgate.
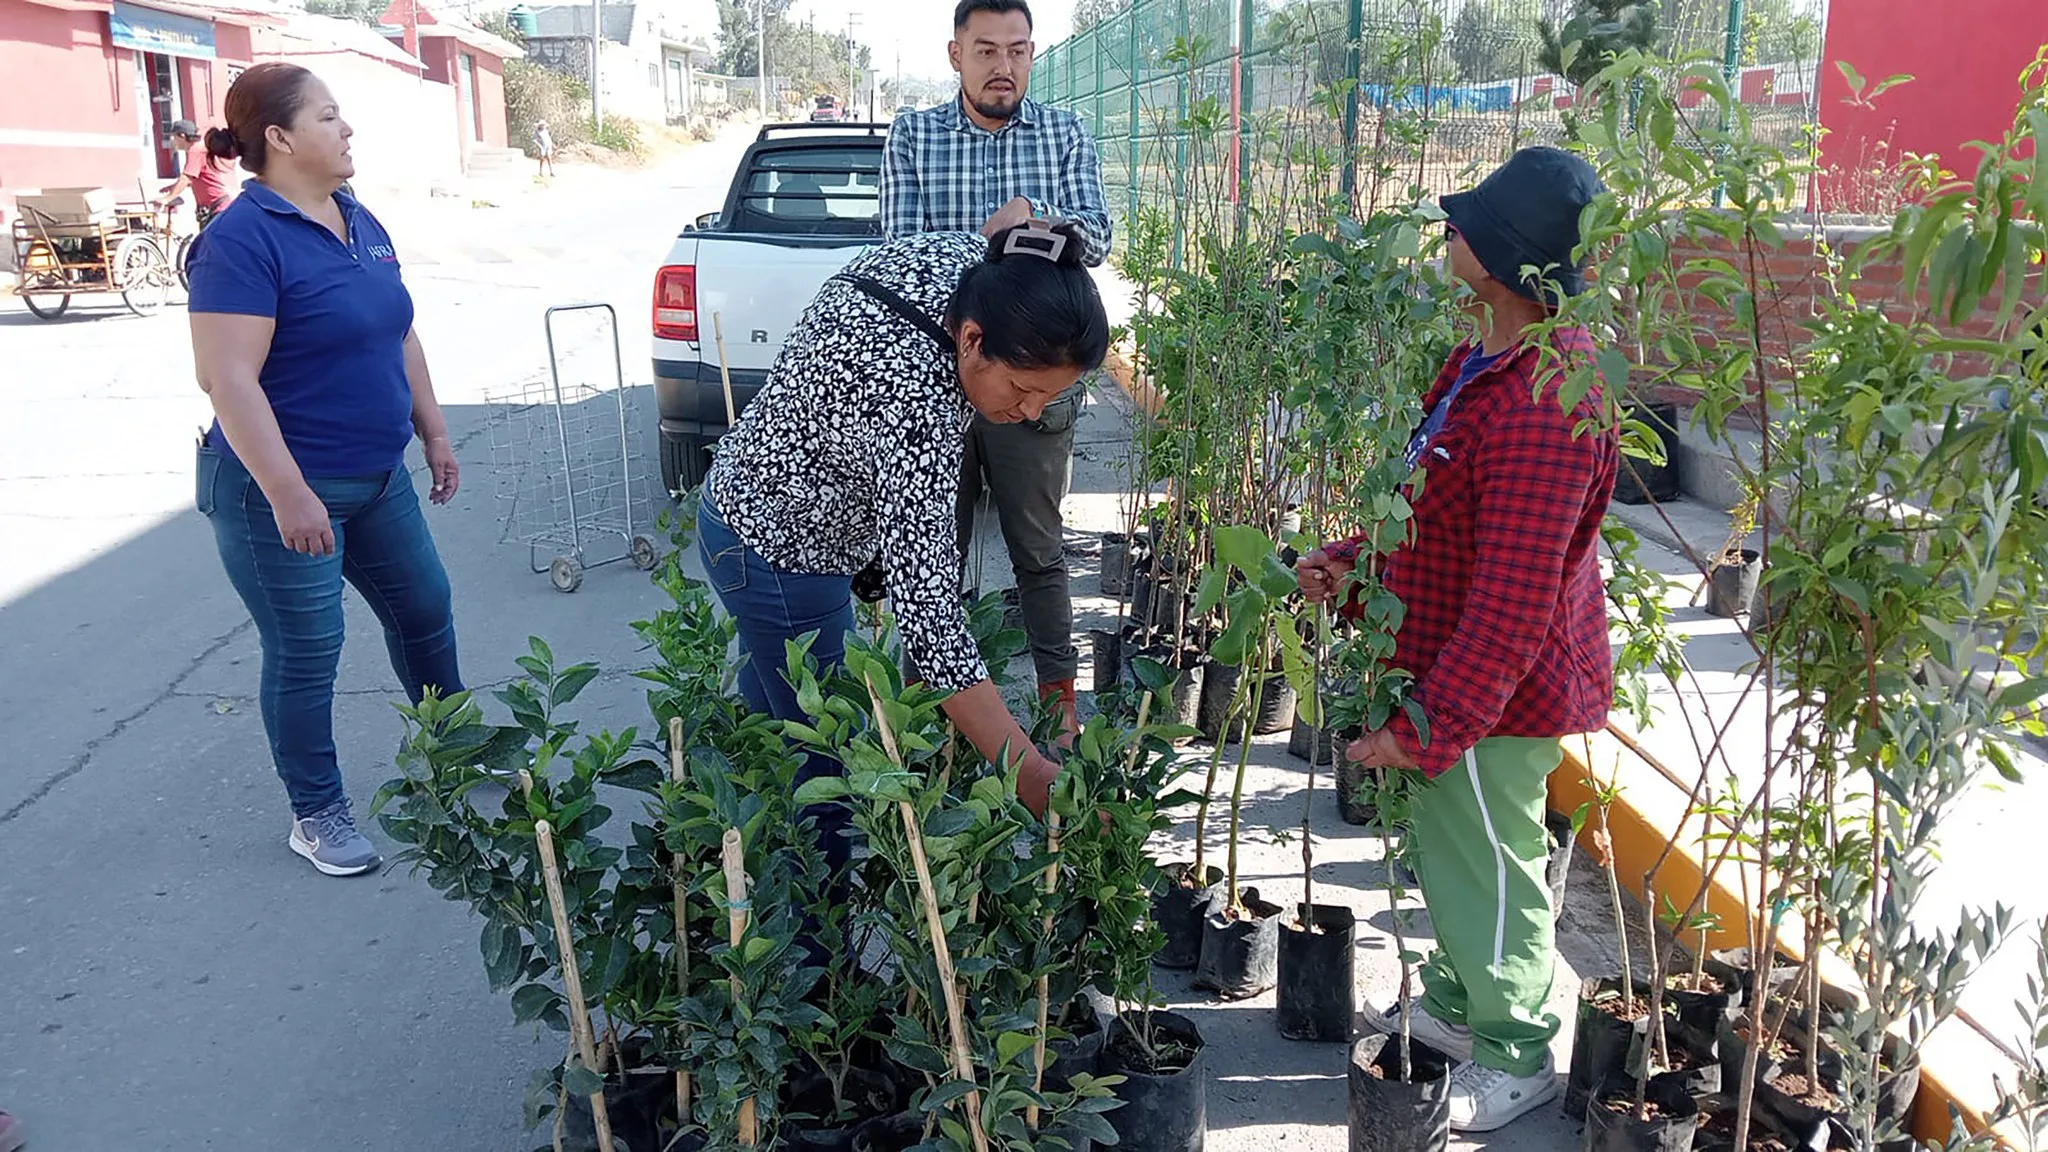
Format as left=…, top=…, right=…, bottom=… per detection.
left=685, top=234, right=875, bottom=372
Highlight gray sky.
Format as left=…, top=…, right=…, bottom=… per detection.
left=793, top=0, right=1076, bottom=90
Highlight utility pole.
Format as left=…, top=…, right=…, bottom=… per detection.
left=589, top=0, right=602, bottom=124
left=846, top=12, right=860, bottom=112
left=756, top=0, right=767, bottom=117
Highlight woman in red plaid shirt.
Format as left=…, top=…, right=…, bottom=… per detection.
left=1297, top=146, right=1618, bottom=1132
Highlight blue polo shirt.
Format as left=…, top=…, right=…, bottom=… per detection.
left=187, top=181, right=416, bottom=477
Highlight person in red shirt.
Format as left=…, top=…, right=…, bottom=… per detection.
left=156, top=119, right=234, bottom=227
left=1297, top=146, right=1616, bottom=1133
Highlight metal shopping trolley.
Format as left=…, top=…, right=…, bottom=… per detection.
left=486, top=303, right=662, bottom=592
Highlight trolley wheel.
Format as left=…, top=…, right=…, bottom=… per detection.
left=549, top=555, right=585, bottom=593
left=630, top=534, right=660, bottom=571
left=114, top=234, right=172, bottom=317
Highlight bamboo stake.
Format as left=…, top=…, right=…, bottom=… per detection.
left=712, top=312, right=739, bottom=427
left=1028, top=810, right=1063, bottom=1132
left=721, top=829, right=757, bottom=1146
left=864, top=676, right=991, bottom=1152
left=668, top=717, right=692, bottom=1126
left=519, top=772, right=570, bottom=1152
left=537, top=819, right=614, bottom=1152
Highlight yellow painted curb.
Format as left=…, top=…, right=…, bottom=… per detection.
left=1551, top=731, right=2008, bottom=1146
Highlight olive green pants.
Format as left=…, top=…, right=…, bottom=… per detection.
left=1410, top=736, right=1564, bottom=1076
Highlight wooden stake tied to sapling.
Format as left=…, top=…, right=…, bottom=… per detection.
left=536, top=818, right=616, bottom=1152
left=721, top=828, right=757, bottom=1146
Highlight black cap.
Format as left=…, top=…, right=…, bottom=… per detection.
left=1440, top=146, right=1605, bottom=307
left=168, top=119, right=199, bottom=139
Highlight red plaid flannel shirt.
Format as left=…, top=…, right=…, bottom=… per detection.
left=1327, top=328, right=1617, bottom=777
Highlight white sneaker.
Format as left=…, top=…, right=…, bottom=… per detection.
left=1362, top=998, right=1474, bottom=1063
left=1447, top=1054, right=1561, bottom=1133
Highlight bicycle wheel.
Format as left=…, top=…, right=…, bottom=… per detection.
left=114, top=234, right=171, bottom=317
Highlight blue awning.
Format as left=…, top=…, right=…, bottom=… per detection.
left=110, top=1, right=217, bottom=59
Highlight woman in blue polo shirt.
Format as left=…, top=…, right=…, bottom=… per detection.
left=186, top=61, right=464, bottom=878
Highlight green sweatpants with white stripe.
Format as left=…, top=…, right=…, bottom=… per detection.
left=1410, top=735, right=1564, bottom=1077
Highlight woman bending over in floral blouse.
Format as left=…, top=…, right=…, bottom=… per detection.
left=699, top=220, right=1108, bottom=863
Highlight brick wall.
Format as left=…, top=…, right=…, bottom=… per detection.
left=1643, top=223, right=2042, bottom=422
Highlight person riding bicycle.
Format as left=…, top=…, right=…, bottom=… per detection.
left=156, top=119, right=234, bottom=228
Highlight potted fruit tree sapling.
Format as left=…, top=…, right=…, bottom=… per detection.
left=1188, top=525, right=1299, bottom=1000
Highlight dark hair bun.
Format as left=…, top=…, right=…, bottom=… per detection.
left=986, top=220, right=1089, bottom=269
left=204, top=127, right=241, bottom=161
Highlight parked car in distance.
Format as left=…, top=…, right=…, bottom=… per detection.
left=810, top=94, right=841, bottom=123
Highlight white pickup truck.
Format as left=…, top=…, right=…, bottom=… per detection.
left=650, top=121, right=888, bottom=494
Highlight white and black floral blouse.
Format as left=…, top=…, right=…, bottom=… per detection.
left=706, top=231, right=989, bottom=693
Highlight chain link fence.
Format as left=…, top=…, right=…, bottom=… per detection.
left=1037, top=0, right=1822, bottom=238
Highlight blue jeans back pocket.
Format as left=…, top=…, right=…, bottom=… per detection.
left=195, top=443, right=221, bottom=517
left=697, top=500, right=749, bottom=595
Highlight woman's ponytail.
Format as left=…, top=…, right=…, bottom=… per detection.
left=949, top=220, right=1109, bottom=372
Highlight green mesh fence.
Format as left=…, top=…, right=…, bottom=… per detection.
left=1035, top=0, right=1815, bottom=246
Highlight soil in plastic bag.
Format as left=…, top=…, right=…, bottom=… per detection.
left=781, top=1056, right=903, bottom=1152
left=1565, top=976, right=1652, bottom=1122
left=1347, top=1032, right=1453, bottom=1152
left=850, top=1112, right=925, bottom=1152
left=1152, top=862, right=1224, bottom=970
left=562, top=1047, right=676, bottom=1152
left=1276, top=903, right=1356, bottom=1042
left=1334, top=754, right=1378, bottom=827
left=1584, top=1074, right=1701, bottom=1152
left=1104, top=1011, right=1207, bottom=1152
left=1046, top=1001, right=1107, bottom=1091
left=1192, top=887, right=1283, bottom=999
left=1101, top=532, right=1134, bottom=597
left=1287, top=715, right=1341, bottom=766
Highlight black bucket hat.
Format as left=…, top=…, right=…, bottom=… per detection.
left=1440, top=146, right=1605, bottom=307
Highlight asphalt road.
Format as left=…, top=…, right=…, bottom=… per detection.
left=0, top=128, right=755, bottom=1152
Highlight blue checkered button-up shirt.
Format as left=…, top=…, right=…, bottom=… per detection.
left=881, top=94, right=1113, bottom=267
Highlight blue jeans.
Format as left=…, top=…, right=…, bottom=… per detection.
left=697, top=489, right=855, bottom=872
left=197, top=444, right=463, bottom=817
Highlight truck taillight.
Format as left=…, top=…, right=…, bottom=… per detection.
left=653, top=265, right=698, bottom=342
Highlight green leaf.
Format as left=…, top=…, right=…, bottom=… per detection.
left=1255, top=552, right=1297, bottom=599
left=996, top=1030, right=1037, bottom=1068
left=550, top=664, right=601, bottom=709
left=562, top=1063, right=604, bottom=1097
left=1213, top=524, right=1277, bottom=576
left=792, top=776, right=851, bottom=806
left=1192, top=565, right=1229, bottom=618
left=527, top=635, right=555, bottom=668
left=923, top=1078, right=982, bottom=1112
left=511, top=983, right=562, bottom=1024
left=1995, top=677, right=2048, bottom=717
left=1835, top=60, right=1865, bottom=98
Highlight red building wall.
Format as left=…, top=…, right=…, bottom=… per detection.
left=1817, top=0, right=2047, bottom=210
left=474, top=51, right=505, bottom=148
left=0, top=0, right=250, bottom=198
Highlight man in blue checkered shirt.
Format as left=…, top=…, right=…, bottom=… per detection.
left=882, top=0, right=1113, bottom=737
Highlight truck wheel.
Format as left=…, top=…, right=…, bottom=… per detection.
left=660, top=432, right=715, bottom=497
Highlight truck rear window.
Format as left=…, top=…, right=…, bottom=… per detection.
left=731, top=146, right=882, bottom=237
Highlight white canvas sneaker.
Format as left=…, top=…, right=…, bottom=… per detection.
left=1361, top=998, right=1475, bottom=1063
left=1447, top=1052, right=1560, bottom=1132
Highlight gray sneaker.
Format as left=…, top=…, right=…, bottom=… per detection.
left=289, top=798, right=382, bottom=876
